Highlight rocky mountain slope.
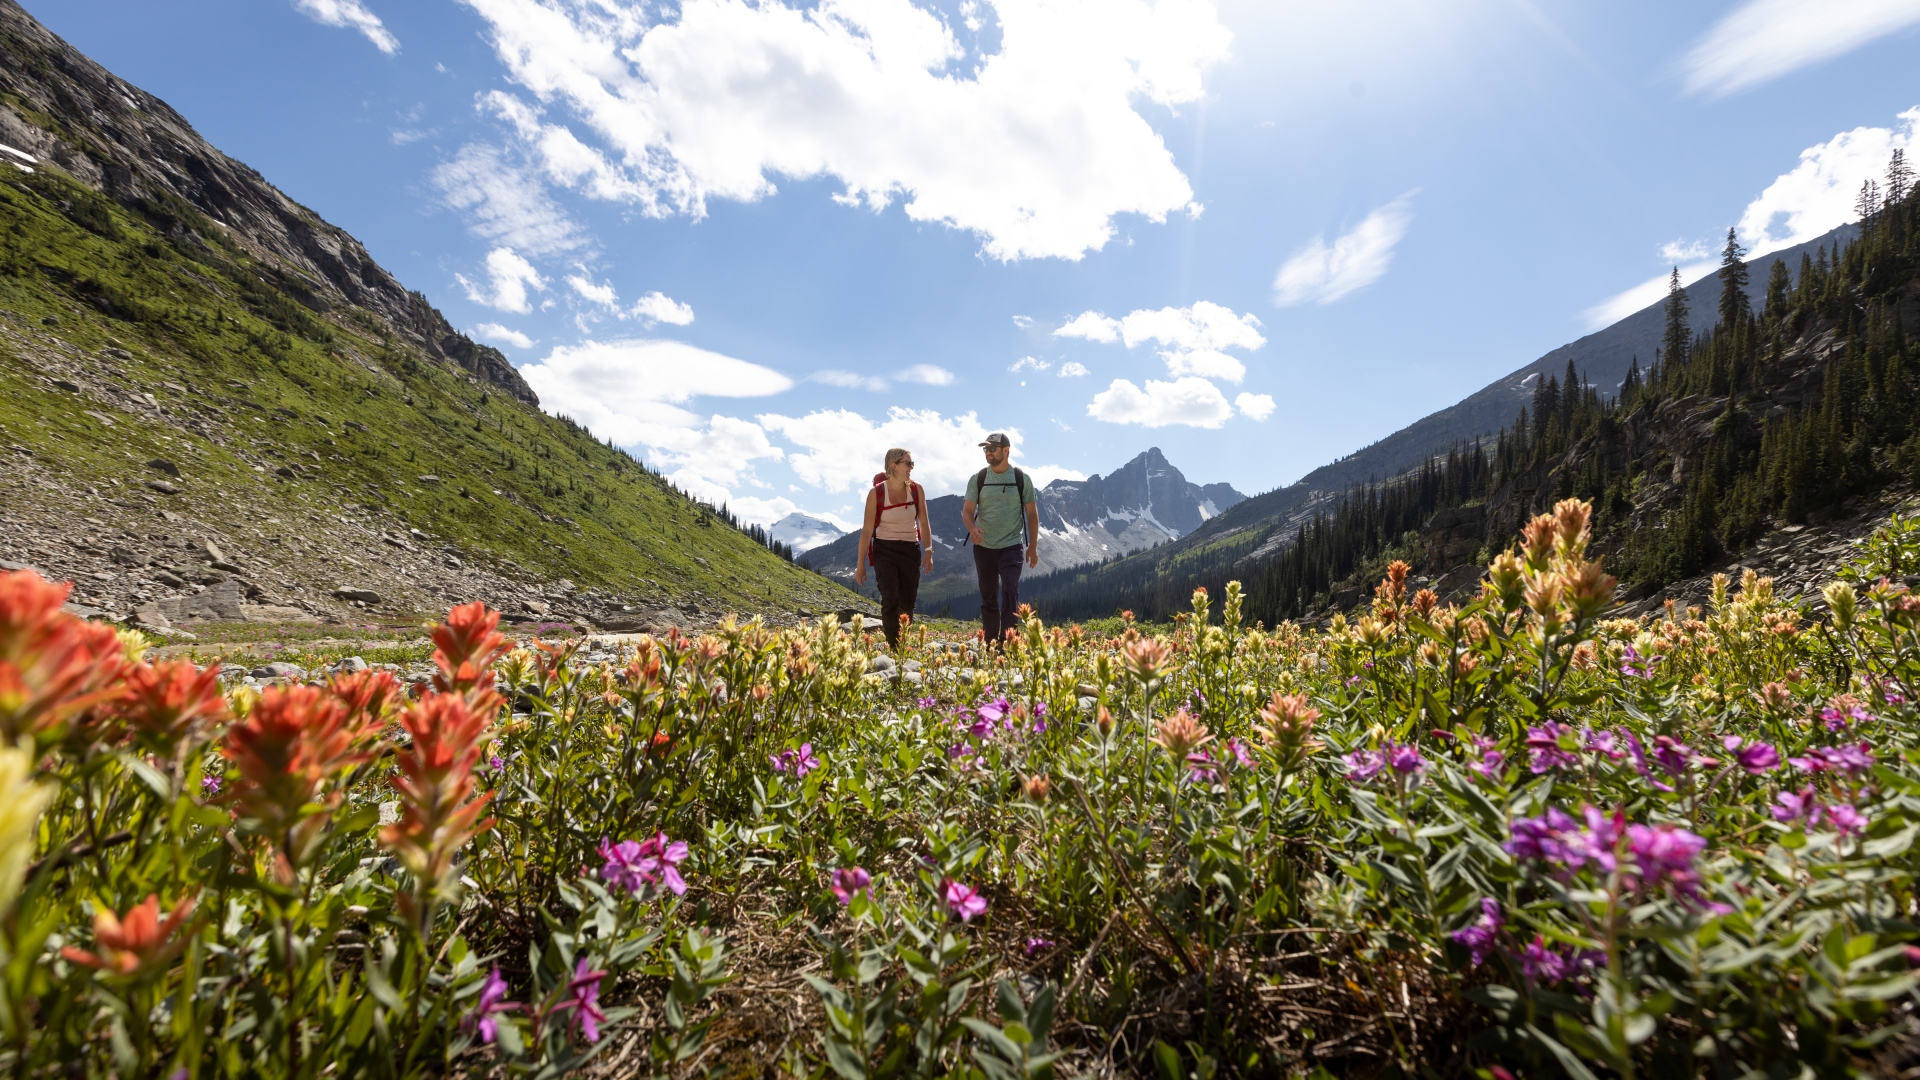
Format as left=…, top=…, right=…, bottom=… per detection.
left=802, top=448, right=1244, bottom=616
left=0, top=0, right=855, bottom=633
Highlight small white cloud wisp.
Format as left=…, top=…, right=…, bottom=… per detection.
left=472, top=322, right=534, bottom=349
left=457, top=248, right=545, bottom=313
left=1272, top=194, right=1415, bottom=307
left=293, top=0, right=399, bottom=54
left=1680, top=0, right=1920, bottom=98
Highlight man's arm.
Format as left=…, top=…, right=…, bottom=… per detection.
left=1024, top=500, right=1040, bottom=568
left=963, top=498, right=983, bottom=545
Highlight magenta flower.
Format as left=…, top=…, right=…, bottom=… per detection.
left=943, top=880, right=988, bottom=922
left=1024, top=937, right=1054, bottom=957
left=462, top=966, right=519, bottom=1044
left=1772, top=786, right=1821, bottom=826
left=1625, top=733, right=1675, bottom=793
left=489, top=754, right=505, bottom=773
left=976, top=697, right=1010, bottom=728
left=1583, top=728, right=1625, bottom=761
left=1344, top=675, right=1363, bottom=688
left=1519, top=935, right=1568, bottom=984
left=598, top=834, right=689, bottom=898
left=1186, top=750, right=1219, bottom=784
left=1450, top=897, right=1504, bottom=966
left=1386, top=742, right=1427, bottom=776
left=1506, top=806, right=1623, bottom=874
left=770, top=744, right=821, bottom=778
left=1467, top=735, right=1506, bottom=781
left=201, top=774, right=222, bottom=797
left=1225, top=737, right=1254, bottom=769
left=1650, top=736, right=1693, bottom=776
left=915, top=696, right=938, bottom=709
left=1626, top=823, right=1709, bottom=902
left=1525, top=723, right=1580, bottom=773
left=830, top=867, right=872, bottom=905
left=1828, top=803, right=1868, bottom=837
left=1791, top=743, right=1877, bottom=777
left=1821, top=703, right=1874, bottom=732
left=1343, top=748, right=1384, bottom=782
left=559, top=959, right=606, bottom=1043
left=1619, top=645, right=1657, bottom=679
left=1722, top=736, right=1780, bottom=774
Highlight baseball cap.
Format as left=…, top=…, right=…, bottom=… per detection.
left=979, top=432, right=1011, bottom=448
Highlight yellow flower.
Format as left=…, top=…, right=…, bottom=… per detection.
left=0, top=739, right=53, bottom=913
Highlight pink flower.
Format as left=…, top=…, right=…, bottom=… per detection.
left=1450, top=897, right=1503, bottom=966
left=1467, top=735, right=1506, bottom=781
left=1827, top=803, right=1868, bottom=837
left=1584, top=729, right=1626, bottom=761
left=770, top=744, right=821, bottom=778
left=558, top=959, right=606, bottom=1043
left=1773, top=787, right=1822, bottom=827
left=943, top=880, right=988, bottom=922
left=462, top=966, right=519, bottom=1044
left=1619, top=646, right=1657, bottom=679
left=830, top=867, right=872, bottom=905
left=1519, top=935, right=1567, bottom=984
left=1526, top=723, right=1580, bottom=773
left=1225, top=737, right=1254, bottom=769
left=1186, top=750, right=1219, bottom=784
left=1626, top=823, right=1709, bottom=903
left=1722, top=736, right=1779, bottom=774
left=1024, top=937, right=1054, bottom=957
left=1791, top=743, right=1876, bottom=777
left=598, top=834, right=688, bottom=898
left=1386, top=742, right=1427, bottom=776
left=1344, top=749, right=1384, bottom=782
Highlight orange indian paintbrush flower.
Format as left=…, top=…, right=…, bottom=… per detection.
left=0, top=569, right=130, bottom=744
left=429, top=601, right=510, bottom=703
left=115, top=658, right=229, bottom=755
left=60, top=894, right=197, bottom=978
left=380, top=692, right=495, bottom=898
left=221, top=684, right=382, bottom=880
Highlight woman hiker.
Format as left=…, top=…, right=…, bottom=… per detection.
left=854, top=447, right=933, bottom=649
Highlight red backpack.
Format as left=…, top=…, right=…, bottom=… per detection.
left=867, top=473, right=925, bottom=565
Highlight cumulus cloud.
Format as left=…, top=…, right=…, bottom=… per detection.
left=1057, top=301, right=1264, bottom=383
left=1660, top=238, right=1711, bottom=262
left=1009, top=356, right=1051, bottom=372
left=1054, top=311, right=1121, bottom=343
left=1057, top=361, right=1090, bottom=377
left=1086, top=376, right=1234, bottom=428
left=1235, top=392, right=1276, bottom=421
left=901, top=364, right=956, bottom=386
left=473, top=322, right=534, bottom=348
left=633, top=291, right=696, bottom=326
left=566, top=273, right=619, bottom=308
left=1680, top=0, right=1920, bottom=98
left=433, top=143, right=585, bottom=256
left=458, top=247, right=546, bottom=313
left=293, top=0, right=399, bottom=54
left=1737, top=107, right=1917, bottom=255
left=520, top=338, right=794, bottom=503
left=1273, top=194, right=1415, bottom=306
left=761, top=407, right=1028, bottom=495
left=458, top=0, right=1230, bottom=260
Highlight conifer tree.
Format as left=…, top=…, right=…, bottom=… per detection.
left=1717, top=228, right=1750, bottom=328
left=1889, top=148, right=1914, bottom=206
left=1661, top=267, right=1690, bottom=371
left=1764, top=257, right=1791, bottom=318
left=1857, top=179, right=1882, bottom=226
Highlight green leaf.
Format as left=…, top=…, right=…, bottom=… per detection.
left=1151, top=1040, right=1183, bottom=1080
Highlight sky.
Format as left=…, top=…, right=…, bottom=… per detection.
left=30, top=0, right=1920, bottom=529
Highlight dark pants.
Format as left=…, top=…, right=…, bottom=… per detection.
left=872, top=539, right=921, bottom=649
left=973, top=544, right=1024, bottom=645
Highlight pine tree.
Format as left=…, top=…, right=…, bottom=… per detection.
left=1857, top=179, right=1882, bottom=224
left=1764, top=257, right=1791, bottom=318
left=1717, top=228, right=1750, bottom=329
left=1889, top=148, right=1914, bottom=206
left=1661, top=267, right=1690, bottom=372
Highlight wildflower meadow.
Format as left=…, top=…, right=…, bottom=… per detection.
left=6, top=498, right=1920, bottom=1077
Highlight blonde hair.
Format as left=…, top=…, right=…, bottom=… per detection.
left=884, top=447, right=910, bottom=470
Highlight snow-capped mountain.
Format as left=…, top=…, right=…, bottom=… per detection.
left=769, top=512, right=848, bottom=553
left=801, top=449, right=1245, bottom=601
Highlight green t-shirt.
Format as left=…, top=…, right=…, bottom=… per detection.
left=966, top=467, right=1036, bottom=550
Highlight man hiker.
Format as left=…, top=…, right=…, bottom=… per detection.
left=962, top=432, right=1039, bottom=646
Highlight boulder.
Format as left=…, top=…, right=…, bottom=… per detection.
left=146, top=479, right=179, bottom=495
left=146, top=459, right=180, bottom=477
left=332, top=587, right=381, bottom=604
left=250, top=662, right=306, bottom=680
left=157, top=579, right=248, bottom=622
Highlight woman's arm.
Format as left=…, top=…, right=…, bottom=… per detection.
left=855, top=488, right=877, bottom=585
left=916, top=484, right=933, bottom=572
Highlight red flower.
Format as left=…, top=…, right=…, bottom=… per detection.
left=430, top=602, right=509, bottom=703
left=0, top=570, right=129, bottom=744
left=60, top=894, right=196, bottom=978
left=222, top=684, right=382, bottom=877
left=328, top=668, right=404, bottom=730
left=116, top=659, right=229, bottom=755
left=380, top=693, right=495, bottom=899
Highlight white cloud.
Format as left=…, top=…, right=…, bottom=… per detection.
left=293, top=0, right=399, bottom=54
left=520, top=339, right=794, bottom=503
left=457, top=247, right=547, bottom=313
left=1011, top=314, right=1033, bottom=328
left=1057, top=361, right=1090, bottom=377
left=433, top=143, right=585, bottom=256
left=1009, top=356, right=1051, bottom=372
left=459, top=0, right=1230, bottom=260
left=1054, top=311, right=1121, bottom=343
left=473, top=322, right=534, bottom=349
left=633, top=291, right=696, bottom=326
left=901, top=364, right=955, bottom=386
left=1680, top=0, right=1920, bottom=98
left=1060, top=301, right=1264, bottom=383
left=811, top=370, right=890, bottom=392
left=1580, top=261, right=1716, bottom=331
left=1023, top=463, right=1088, bottom=488
left=1737, top=107, right=1917, bottom=256
left=759, top=407, right=1020, bottom=496
left=567, top=273, right=619, bottom=308
left=1086, top=376, right=1234, bottom=428
left=1235, top=392, right=1276, bottom=421
left=1660, top=238, right=1711, bottom=262
left=1273, top=194, right=1415, bottom=306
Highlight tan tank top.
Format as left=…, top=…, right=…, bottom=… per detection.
left=874, top=482, right=921, bottom=542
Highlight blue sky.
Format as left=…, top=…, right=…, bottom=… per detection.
left=33, top=0, right=1920, bottom=527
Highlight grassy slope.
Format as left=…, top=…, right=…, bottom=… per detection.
left=0, top=163, right=856, bottom=615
